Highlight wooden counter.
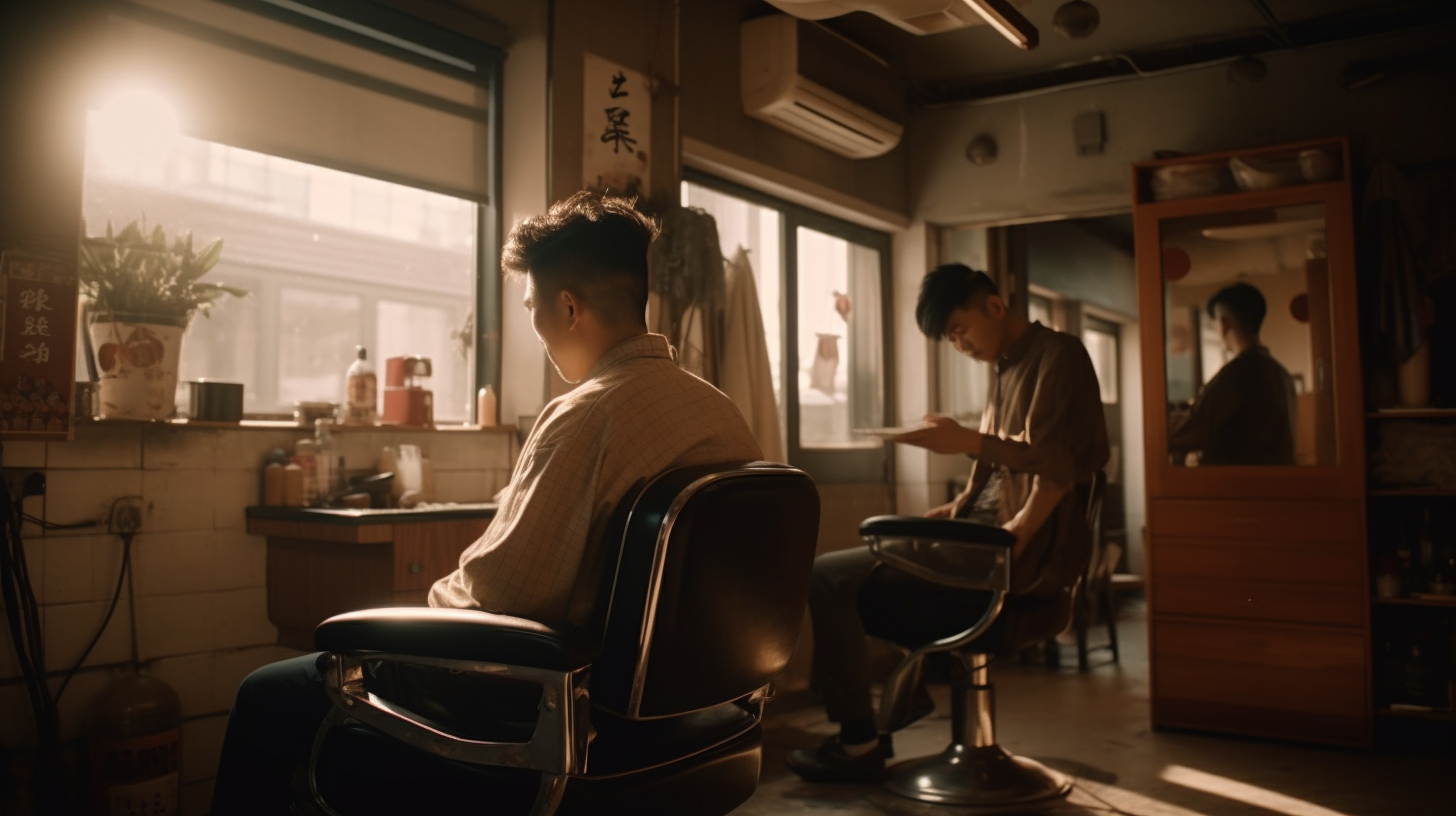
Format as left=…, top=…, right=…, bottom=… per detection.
left=246, top=505, right=497, bottom=650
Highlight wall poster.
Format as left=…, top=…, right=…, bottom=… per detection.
left=0, top=247, right=80, bottom=440
left=582, top=52, right=651, bottom=199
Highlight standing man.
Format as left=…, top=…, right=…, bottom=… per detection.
left=1168, top=282, right=1297, bottom=465
left=786, top=263, right=1108, bottom=782
left=212, top=192, right=762, bottom=814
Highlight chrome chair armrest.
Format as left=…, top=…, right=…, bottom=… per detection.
left=860, top=515, right=1014, bottom=593
left=307, top=609, right=596, bottom=816
left=314, top=607, right=598, bottom=670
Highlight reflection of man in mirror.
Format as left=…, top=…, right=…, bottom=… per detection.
left=1169, top=282, right=1297, bottom=465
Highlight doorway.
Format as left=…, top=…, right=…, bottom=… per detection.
left=939, top=214, right=1143, bottom=574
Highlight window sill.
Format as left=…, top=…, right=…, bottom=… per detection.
left=75, top=416, right=518, bottom=434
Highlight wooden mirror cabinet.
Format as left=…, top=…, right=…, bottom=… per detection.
left=1133, top=137, right=1371, bottom=746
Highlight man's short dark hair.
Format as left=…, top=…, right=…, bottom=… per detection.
left=1207, top=282, right=1267, bottom=336
left=915, top=263, right=1000, bottom=339
left=503, top=191, right=660, bottom=324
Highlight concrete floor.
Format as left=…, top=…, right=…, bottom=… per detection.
left=742, top=600, right=1453, bottom=816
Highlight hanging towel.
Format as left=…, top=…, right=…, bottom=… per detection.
left=721, top=246, right=785, bottom=462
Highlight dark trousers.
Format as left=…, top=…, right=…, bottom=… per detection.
left=807, top=546, right=885, bottom=724
left=211, top=652, right=332, bottom=816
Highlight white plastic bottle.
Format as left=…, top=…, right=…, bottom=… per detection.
left=477, top=385, right=497, bottom=427
left=345, top=345, right=377, bottom=426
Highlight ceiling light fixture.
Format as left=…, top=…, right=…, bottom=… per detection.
left=962, top=0, right=1039, bottom=50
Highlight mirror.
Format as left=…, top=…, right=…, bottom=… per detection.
left=1162, top=202, right=1337, bottom=467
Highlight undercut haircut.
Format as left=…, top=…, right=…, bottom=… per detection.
left=915, top=263, right=1000, bottom=339
left=1207, top=282, right=1267, bottom=336
left=503, top=191, right=660, bottom=325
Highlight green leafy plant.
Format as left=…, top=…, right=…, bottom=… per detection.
left=79, top=218, right=247, bottom=322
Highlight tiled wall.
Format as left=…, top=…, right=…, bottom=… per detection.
left=0, top=421, right=517, bottom=814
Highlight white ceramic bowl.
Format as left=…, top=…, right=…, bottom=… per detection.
left=1152, top=163, right=1227, bottom=201
left=1229, top=156, right=1303, bottom=191
left=1298, top=149, right=1340, bottom=183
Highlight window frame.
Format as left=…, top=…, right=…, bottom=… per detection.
left=108, top=0, right=506, bottom=410
left=683, top=170, right=895, bottom=484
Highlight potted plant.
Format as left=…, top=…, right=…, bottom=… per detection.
left=79, top=219, right=246, bottom=419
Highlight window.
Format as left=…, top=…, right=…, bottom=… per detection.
left=80, top=0, right=502, bottom=420
left=82, top=128, right=480, bottom=421
left=682, top=176, right=892, bottom=483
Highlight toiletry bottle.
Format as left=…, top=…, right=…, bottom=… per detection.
left=294, top=437, right=318, bottom=505
left=314, top=418, right=339, bottom=504
left=345, top=346, right=377, bottom=426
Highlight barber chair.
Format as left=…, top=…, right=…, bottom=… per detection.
left=293, top=462, right=820, bottom=816
left=857, top=473, right=1103, bottom=807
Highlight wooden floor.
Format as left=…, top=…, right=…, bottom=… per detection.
left=743, top=599, right=1453, bottom=816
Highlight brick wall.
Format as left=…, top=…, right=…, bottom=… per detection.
left=0, top=421, right=517, bottom=814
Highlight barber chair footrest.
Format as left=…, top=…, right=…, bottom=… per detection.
left=885, top=743, right=1071, bottom=807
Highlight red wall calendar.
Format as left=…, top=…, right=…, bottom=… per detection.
left=0, top=247, right=80, bottom=440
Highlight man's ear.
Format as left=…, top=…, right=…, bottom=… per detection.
left=559, top=289, right=580, bottom=327
left=984, top=294, right=1007, bottom=320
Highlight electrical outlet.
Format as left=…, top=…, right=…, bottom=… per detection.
left=109, top=496, right=145, bottom=535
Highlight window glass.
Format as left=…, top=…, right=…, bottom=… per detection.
left=938, top=226, right=991, bottom=423
left=797, top=228, right=883, bottom=449
left=81, top=118, right=479, bottom=420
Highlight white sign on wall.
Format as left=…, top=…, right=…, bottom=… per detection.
left=582, top=52, right=650, bottom=198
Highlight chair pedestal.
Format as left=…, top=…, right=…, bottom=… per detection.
left=884, top=654, right=1071, bottom=807
left=886, top=744, right=1071, bottom=806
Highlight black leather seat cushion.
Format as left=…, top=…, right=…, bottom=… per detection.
left=858, top=565, right=1072, bottom=655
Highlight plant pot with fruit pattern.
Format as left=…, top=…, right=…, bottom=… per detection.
left=89, top=312, right=186, bottom=420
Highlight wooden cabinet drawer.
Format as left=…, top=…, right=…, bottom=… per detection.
left=1152, top=620, right=1367, bottom=745
left=1154, top=537, right=1364, bottom=587
left=1153, top=576, right=1366, bottom=626
left=1150, top=499, right=1361, bottom=544
left=392, top=518, right=492, bottom=591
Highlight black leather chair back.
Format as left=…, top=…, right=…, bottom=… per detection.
left=589, top=462, right=819, bottom=719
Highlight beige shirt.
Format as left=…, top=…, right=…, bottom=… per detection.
left=429, top=333, right=763, bottom=628
left=965, top=322, right=1110, bottom=596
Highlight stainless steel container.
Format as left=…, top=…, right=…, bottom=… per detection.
left=187, top=380, right=244, bottom=422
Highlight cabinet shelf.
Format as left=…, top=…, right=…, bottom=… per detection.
left=1368, top=488, right=1456, bottom=497
left=1372, top=596, right=1456, bottom=608
left=1375, top=707, right=1456, bottom=722
left=1366, top=409, right=1456, bottom=420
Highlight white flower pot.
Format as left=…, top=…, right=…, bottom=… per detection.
left=90, top=314, right=186, bottom=420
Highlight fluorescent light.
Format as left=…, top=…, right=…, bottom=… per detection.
left=963, top=0, right=1040, bottom=50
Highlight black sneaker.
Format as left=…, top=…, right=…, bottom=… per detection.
left=784, top=735, right=888, bottom=783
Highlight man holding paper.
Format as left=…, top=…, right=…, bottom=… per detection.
left=787, top=263, right=1108, bottom=783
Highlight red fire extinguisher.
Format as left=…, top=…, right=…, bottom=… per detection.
left=84, top=673, right=183, bottom=815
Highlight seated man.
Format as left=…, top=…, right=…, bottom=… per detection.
left=786, top=263, right=1108, bottom=782
left=1168, top=282, right=1297, bottom=465
left=211, top=192, right=762, bottom=815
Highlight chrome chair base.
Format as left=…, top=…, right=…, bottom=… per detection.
left=885, top=743, right=1072, bottom=807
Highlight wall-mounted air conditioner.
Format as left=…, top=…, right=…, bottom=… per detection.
left=741, top=14, right=905, bottom=160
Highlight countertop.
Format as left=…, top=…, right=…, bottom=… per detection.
left=246, top=502, right=498, bottom=526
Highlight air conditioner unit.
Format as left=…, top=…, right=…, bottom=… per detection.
left=741, top=14, right=905, bottom=160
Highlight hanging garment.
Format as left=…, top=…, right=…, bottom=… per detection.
left=809, top=333, right=840, bottom=397
left=647, top=206, right=725, bottom=383
left=721, top=246, right=785, bottom=462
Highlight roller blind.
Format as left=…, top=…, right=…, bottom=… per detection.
left=96, top=0, right=500, bottom=201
